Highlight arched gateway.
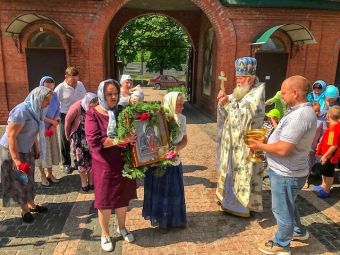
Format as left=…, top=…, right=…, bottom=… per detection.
left=1, top=0, right=339, bottom=124
left=86, top=0, right=236, bottom=116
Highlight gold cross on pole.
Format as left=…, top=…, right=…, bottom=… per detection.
left=218, top=71, right=227, bottom=92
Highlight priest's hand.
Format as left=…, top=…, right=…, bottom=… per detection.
left=217, top=90, right=228, bottom=106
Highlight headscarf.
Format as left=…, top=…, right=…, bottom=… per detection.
left=163, top=91, right=181, bottom=125
left=97, top=79, right=120, bottom=138
left=311, top=80, right=327, bottom=100
left=24, top=86, right=51, bottom=159
left=39, top=76, right=55, bottom=87
left=81, top=92, right=97, bottom=112
left=307, top=80, right=327, bottom=114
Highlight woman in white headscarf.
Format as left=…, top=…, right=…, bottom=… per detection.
left=0, top=86, right=53, bottom=223
left=65, top=92, right=98, bottom=192
left=85, top=79, right=137, bottom=252
left=142, top=92, right=188, bottom=233
left=119, top=74, right=144, bottom=106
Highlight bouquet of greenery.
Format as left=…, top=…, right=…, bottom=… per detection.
left=117, top=101, right=179, bottom=179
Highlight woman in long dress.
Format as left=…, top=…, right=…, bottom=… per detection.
left=85, top=79, right=137, bottom=252
left=143, top=92, right=188, bottom=233
left=36, top=76, right=61, bottom=186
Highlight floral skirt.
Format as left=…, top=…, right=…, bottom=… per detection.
left=71, top=130, right=91, bottom=173
left=142, top=164, right=187, bottom=228
left=0, top=146, right=35, bottom=207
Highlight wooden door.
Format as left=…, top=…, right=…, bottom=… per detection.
left=255, top=52, right=288, bottom=100
left=26, top=48, right=67, bottom=91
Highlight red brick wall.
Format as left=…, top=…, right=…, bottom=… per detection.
left=0, top=0, right=340, bottom=123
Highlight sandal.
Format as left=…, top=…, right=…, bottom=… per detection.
left=81, top=186, right=90, bottom=192
left=41, top=179, right=50, bottom=187
left=22, top=212, right=34, bottom=223
left=47, top=176, right=60, bottom=183
left=30, top=205, right=48, bottom=213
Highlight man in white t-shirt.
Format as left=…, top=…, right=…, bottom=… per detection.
left=54, top=66, right=87, bottom=174
left=248, top=75, right=317, bottom=255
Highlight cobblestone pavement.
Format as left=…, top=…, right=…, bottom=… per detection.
left=0, top=88, right=339, bottom=255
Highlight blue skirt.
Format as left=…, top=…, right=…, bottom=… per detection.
left=142, top=164, right=187, bottom=228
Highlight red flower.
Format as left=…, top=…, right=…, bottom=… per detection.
left=166, top=150, right=177, bottom=160
left=45, top=129, right=54, bottom=137
left=19, top=162, right=31, bottom=174
left=139, top=113, right=150, bottom=121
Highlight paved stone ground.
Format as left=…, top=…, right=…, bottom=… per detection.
left=0, top=88, right=339, bottom=255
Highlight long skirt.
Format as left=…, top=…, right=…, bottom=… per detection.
left=1, top=146, right=35, bottom=207
left=142, top=164, right=187, bottom=228
left=35, top=131, right=60, bottom=168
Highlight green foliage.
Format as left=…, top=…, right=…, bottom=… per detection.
left=166, top=86, right=187, bottom=98
left=117, top=102, right=180, bottom=179
left=117, top=15, right=190, bottom=74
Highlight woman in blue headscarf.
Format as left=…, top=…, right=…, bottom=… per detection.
left=307, top=80, right=327, bottom=114
left=36, top=76, right=61, bottom=186
left=85, top=79, right=137, bottom=252
left=0, top=86, right=53, bottom=223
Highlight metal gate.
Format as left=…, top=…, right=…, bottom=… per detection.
left=26, top=48, right=67, bottom=91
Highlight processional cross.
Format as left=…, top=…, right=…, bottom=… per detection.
left=218, top=71, right=227, bottom=92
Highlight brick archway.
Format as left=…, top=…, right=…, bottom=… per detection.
left=87, top=0, right=236, bottom=100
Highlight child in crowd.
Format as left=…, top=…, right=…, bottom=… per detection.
left=306, top=102, right=327, bottom=187
left=313, top=105, right=340, bottom=198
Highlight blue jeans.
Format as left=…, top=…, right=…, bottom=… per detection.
left=269, top=168, right=307, bottom=247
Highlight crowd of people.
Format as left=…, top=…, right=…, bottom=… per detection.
left=0, top=57, right=338, bottom=254
left=0, top=67, right=187, bottom=252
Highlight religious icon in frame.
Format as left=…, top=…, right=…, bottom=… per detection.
left=131, top=110, right=170, bottom=167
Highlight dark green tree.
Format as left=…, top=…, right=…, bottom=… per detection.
left=116, top=15, right=190, bottom=75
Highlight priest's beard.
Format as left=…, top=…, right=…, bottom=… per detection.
left=232, top=84, right=251, bottom=101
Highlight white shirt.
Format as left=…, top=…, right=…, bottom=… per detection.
left=54, top=81, right=87, bottom=113
left=267, top=103, right=317, bottom=177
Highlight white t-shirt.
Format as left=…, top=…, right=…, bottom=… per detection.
left=54, top=81, right=87, bottom=113
left=267, top=103, right=317, bottom=177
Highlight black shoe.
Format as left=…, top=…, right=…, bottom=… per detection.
left=82, top=186, right=90, bottom=192
left=63, top=166, right=72, bottom=174
left=30, top=205, right=48, bottom=213
left=88, top=185, right=94, bottom=190
left=22, top=212, right=34, bottom=223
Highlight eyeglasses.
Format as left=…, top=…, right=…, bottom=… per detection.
left=313, top=85, right=322, bottom=89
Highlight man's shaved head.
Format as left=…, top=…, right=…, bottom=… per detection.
left=280, top=75, right=309, bottom=107
left=282, top=75, right=309, bottom=98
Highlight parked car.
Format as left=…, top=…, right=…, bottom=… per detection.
left=148, top=75, right=185, bottom=90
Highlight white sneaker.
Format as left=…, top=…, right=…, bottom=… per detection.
left=293, top=230, right=310, bottom=241
left=116, top=227, right=135, bottom=242
left=101, top=236, right=113, bottom=252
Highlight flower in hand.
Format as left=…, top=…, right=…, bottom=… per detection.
left=45, top=129, right=54, bottom=137
left=18, top=162, right=31, bottom=174
left=139, top=113, right=150, bottom=121
left=166, top=150, right=177, bottom=160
